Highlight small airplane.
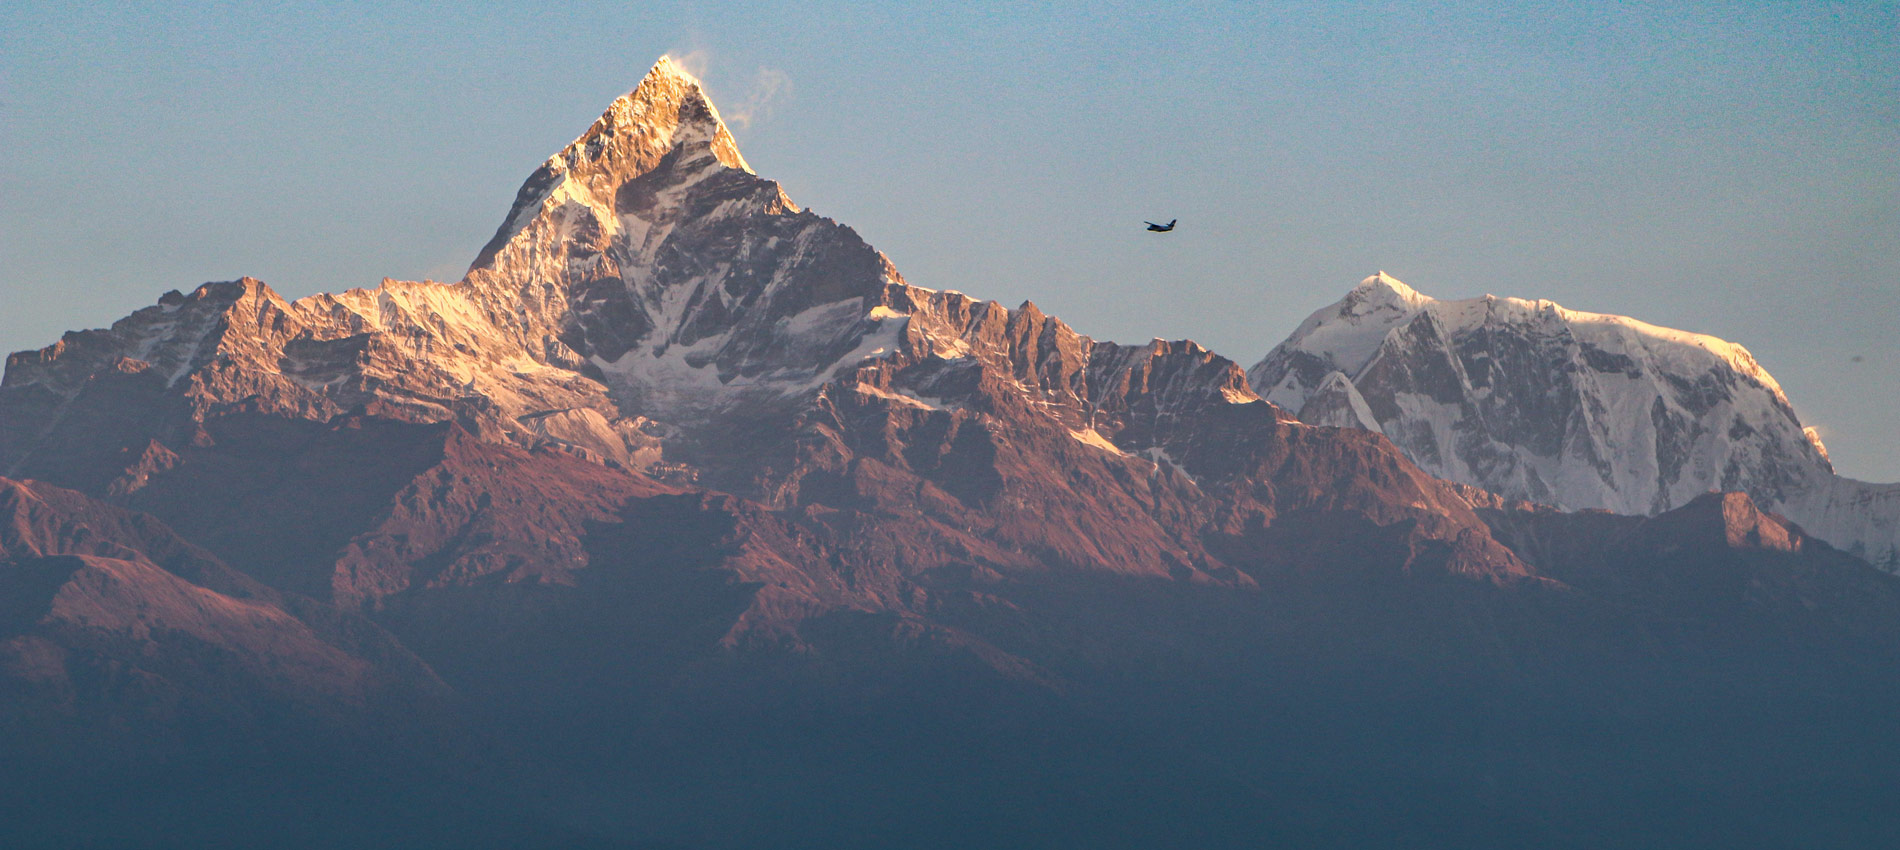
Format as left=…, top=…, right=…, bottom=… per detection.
left=1145, top=219, right=1176, bottom=233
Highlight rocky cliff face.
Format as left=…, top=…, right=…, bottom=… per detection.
left=1250, top=272, right=1900, bottom=565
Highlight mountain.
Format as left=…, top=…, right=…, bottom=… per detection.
left=1250, top=272, right=1900, bottom=565
left=0, top=57, right=1529, bottom=604
left=5, top=57, right=1900, bottom=848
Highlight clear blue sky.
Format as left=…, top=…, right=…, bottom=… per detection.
left=4, top=1, right=1896, bottom=479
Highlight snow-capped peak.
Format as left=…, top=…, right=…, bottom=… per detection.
left=569, top=55, right=752, bottom=176
left=1250, top=273, right=1430, bottom=408
left=439, top=56, right=931, bottom=432
left=1249, top=273, right=1900, bottom=568
left=1260, top=274, right=1791, bottom=417
left=1356, top=271, right=1428, bottom=306
left=468, top=57, right=752, bottom=274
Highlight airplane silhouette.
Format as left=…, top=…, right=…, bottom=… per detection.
left=1145, top=219, right=1176, bottom=232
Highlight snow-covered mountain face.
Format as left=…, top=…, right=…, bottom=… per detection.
left=1250, top=273, right=1900, bottom=565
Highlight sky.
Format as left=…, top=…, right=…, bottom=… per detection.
left=3, top=1, right=1896, bottom=479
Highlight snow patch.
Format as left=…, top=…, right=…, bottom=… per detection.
left=854, top=383, right=940, bottom=410
left=1140, top=446, right=1200, bottom=486
left=1069, top=427, right=1125, bottom=455
left=1220, top=386, right=1259, bottom=405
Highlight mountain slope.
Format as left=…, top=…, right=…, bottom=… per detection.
left=0, top=476, right=454, bottom=786
left=1250, top=272, right=1900, bottom=564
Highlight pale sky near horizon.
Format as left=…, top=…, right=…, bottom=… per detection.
left=3, top=1, right=1896, bottom=479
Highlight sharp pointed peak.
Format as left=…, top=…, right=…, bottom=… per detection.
left=558, top=54, right=750, bottom=176
left=468, top=56, right=756, bottom=273
left=1341, top=271, right=1432, bottom=315
left=1357, top=270, right=1421, bottom=296
left=605, top=54, right=711, bottom=116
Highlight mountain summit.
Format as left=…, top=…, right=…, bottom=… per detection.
left=471, top=55, right=752, bottom=272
